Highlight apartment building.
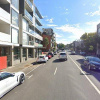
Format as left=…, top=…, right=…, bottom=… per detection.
left=0, top=0, right=43, bottom=67
left=42, top=28, right=56, bottom=52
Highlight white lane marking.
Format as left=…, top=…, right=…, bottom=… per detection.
left=54, top=67, right=57, bottom=75
left=28, top=75, right=33, bottom=79
left=68, top=55, right=100, bottom=95
left=26, top=65, right=41, bottom=75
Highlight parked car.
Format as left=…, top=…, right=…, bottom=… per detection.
left=54, top=51, right=57, bottom=55
left=0, top=72, right=25, bottom=98
left=37, top=55, right=48, bottom=63
left=48, top=54, right=52, bottom=59
left=48, top=52, right=54, bottom=57
left=84, top=56, right=100, bottom=70
left=59, top=52, right=67, bottom=61
left=80, top=52, right=86, bottom=56
left=71, top=51, right=76, bottom=55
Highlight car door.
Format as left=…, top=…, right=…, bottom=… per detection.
left=0, top=73, right=8, bottom=97
left=5, top=73, right=18, bottom=91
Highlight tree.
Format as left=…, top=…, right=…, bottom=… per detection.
left=43, top=37, right=49, bottom=47
left=58, top=43, right=65, bottom=49
left=80, top=32, right=97, bottom=53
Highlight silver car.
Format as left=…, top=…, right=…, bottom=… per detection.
left=59, top=52, right=67, bottom=61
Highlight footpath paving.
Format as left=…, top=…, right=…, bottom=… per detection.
left=1, top=58, right=37, bottom=72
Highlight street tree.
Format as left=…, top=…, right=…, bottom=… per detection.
left=43, top=37, right=49, bottom=47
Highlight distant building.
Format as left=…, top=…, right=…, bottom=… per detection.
left=73, top=40, right=84, bottom=51
left=42, top=28, right=56, bottom=52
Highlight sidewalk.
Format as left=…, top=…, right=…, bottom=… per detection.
left=1, top=58, right=37, bottom=72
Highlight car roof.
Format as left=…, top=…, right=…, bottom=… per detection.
left=86, top=56, right=99, bottom=59
left=60, top=52, right=66, bottom=53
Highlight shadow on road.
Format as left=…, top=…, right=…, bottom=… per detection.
left=76, top=59, right=100, bottom=82
left=53, top=59, right=66, bottom=63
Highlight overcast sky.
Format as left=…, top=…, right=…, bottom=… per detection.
left=35, top=0, right=100, bottom=44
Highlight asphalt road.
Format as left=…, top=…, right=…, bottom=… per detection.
left=1, top=52, right=100, bottom=100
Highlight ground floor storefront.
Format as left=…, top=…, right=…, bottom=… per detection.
left=0, top=45, right=42, bottom=69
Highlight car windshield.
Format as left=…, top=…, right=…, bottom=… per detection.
left=39, top=56, right=44, bottom=58
left=60, top=53, right=66, bottom=55
left=89, top=57, right=100, bottom=63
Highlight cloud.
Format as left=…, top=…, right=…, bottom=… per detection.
left=56, top=33, right=63, bottom=38
left=56, top=38, right=70, bottom=45
left=47, top=24, right=58, bottom=27
left=55, top=24, right=84, bottom=39
left=46, top=18, right=53, bottom=23
left=85, top=20, right=100, bottom=32
left=91, top=3, right=96, bottom=7
left=85, top=6, right=100, bottom=16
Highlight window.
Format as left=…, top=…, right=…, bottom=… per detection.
left=23, top=33, right=29, bottom=45
left=11, top=0, right=19, bottom=10
left=23, top=18, right=29, bottom=32
left=11, top=9, right=19, bottom=26
left=12, top=28, right=19, bottom=44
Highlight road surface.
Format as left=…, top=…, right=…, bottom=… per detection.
left=1, top=52, right=100, bottom=100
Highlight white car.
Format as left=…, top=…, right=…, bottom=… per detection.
left=0, top=72, right=25, bottom=98
left=59, top=52, right=67, bottom=60
left=37, top=55, right=48, bottom=63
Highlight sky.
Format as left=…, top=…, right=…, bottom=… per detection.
left=34, top=0, right=100, bottom=44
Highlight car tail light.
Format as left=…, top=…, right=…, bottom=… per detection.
left=43, top=57, right=45, bottom=60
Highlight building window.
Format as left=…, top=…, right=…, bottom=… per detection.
left=12, top=28, right=19, bottom=44
left=11, top=9, right=19, bottom=27
left=23, top=32, right=29, bottom=45
left=23, top=18, right=29, bottom=32
left=14, top=47, right=20, bottom=60
left=11, top=0, right=19, bottom=10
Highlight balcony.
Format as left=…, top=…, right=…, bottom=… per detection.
left=34, top=32, right=43, bottom=41
left=35, top=14, right=42, bottom=26
left=0, top=7, right=10, bottom=24
left=24, top=9, right=33, bottom=23
left=29, top=28, right=35, bottom=35
left=25, top=0, right=33, bottom=12
left=29, top=41, right=34, bottom=45
left=0, top=32, right=11, bottom=43
left=35, top=24, right=42, bottom=32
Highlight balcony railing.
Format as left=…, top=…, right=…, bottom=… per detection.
left=35, top=14, right=42, bottom=25
left=26, top=0, right=33, bottom=9
left=35, top=24, right=42, bottom=32
left=25, top=9, right=33, bottom=22
left=29, top=28, right=35, bottom=35
left=0, top=32, right=11, bottom=42
left=0, top=7, right=10, bottom=23
left=29, top=41, right=34, bottom=45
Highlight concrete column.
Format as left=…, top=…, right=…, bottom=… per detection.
left=20, top=47, right=23, bottom=63
left=10, top=46, right=14, bottom=66
left=26, top=48, right=28, bottom=60
left=33, top=49, right=35, bottom=58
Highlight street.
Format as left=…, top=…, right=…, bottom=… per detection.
left=1, top=52, right=100, bottom=100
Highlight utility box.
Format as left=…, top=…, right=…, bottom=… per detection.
left=0, top=56, right=7, bottom=70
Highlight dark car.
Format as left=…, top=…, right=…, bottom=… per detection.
left=48, top=52, right=54, bottom=57
left=84, top=56, right=100, bottom=70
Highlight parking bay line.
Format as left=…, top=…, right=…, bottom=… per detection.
left=54, top=67, right=57, bottom=75
left=68, top=55, right=100, bottom=95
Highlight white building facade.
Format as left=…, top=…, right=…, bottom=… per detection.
left=0, top=0, right=43, bottom=67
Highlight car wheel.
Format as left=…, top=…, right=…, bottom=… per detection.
left=19, top=74, right=25, bottom=85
